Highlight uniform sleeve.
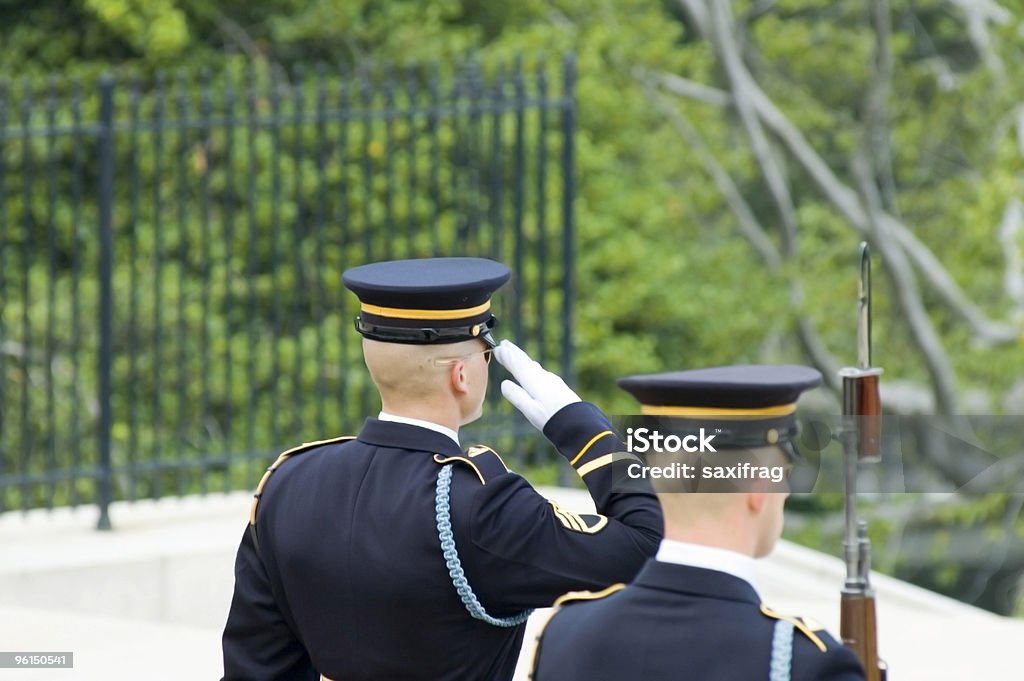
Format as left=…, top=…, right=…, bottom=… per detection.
left=811, top=648, right=868, bottom=681
left=797, top=631, right=867, bottom=681
left=221, top=526, right=317, bottom=681
left=541, top=402, right=662, bottom=524
left=461, top=402, right=663, bottom=610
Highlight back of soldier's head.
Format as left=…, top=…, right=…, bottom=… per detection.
left=343, top=257, right=510, bottom=403
left=617, top=364, right=821, bottom=555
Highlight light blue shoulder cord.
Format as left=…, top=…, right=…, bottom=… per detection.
left=434, top=463, right=533, bottom=627
left=769, top=619, right=794, bottom=681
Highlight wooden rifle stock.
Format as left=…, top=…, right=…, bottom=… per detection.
left=844, top=372, right=882, bottom=461
left=841, top=591, right=886, bottom=680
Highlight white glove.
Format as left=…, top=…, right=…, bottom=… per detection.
left=493, top=340, right=581, bottom=431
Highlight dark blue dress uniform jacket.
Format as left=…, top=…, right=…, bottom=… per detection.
left=221, top=402, right=663, bottom=681
left=532, top=560, right=866, bottom=681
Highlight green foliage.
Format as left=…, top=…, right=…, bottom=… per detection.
left=267, top=0, right=482, bottom=63
left=2, top=0, right=1024, bottom=612
left=0, top=57, right=572, bottom=510
left=83, top=0, right=190, bottom=58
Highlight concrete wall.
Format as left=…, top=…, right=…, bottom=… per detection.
left=2, top=490, right=1021, bottom=680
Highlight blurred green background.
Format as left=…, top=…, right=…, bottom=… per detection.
left=2, top=0, right=1023, bottom=614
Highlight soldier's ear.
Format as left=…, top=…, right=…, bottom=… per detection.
left=449, top=360, right=470, bottom=394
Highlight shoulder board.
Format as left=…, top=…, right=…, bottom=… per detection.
left=759, top=604, right=828, bottom=652
left=529, top=583, right=627, bottom=680
left=553, top=583, right=626, bottom=608
left=249, top=435, right=356, bottom=526
left=432, top=444, right=509, bottom=484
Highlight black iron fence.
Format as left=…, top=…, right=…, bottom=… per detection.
left=0, top=55, right=576, bottom=526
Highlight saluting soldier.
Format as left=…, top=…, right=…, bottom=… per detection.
left=221, top=257, right=663, bottom=681
left=531, top=365, right=866, bottom=681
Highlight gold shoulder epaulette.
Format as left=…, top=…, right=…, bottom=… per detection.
left=759, top=604, right=828, bottom=652
left=553, top=583, right=626, bottom=607
left=433, top=443, right=509, bottom=485
left=249, top=435, right=356, bottom=525
left=797, top=615, right=826, bottom=632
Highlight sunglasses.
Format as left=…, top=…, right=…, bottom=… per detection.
left=433, top=346, right=493, bottom=366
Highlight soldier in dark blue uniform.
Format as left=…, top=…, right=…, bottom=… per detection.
left=531, top=365, right=866, bottom=681
left=221, top=257, right=663, bottom=681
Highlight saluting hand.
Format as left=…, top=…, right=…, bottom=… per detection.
left=493, top=340, right=581, bottom=431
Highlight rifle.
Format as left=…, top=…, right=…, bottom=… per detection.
left=837, top=243, right=887, bottom=680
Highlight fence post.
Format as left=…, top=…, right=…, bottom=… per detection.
left=560, top=53, right=576, bottom=386
left=96, top=74, right=115, bottom=531
left=556, top=55, right=577, bottom=488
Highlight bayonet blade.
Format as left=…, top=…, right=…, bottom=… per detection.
left=858, top=242, right=871, bottom=370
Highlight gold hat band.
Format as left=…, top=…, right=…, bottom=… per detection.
left=360, top=300, right=491, bottom=321
left=640, top=403, right=797, bottom=418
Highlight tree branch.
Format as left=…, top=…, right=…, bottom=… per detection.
left=638, top=72, right=842, bottom=391
left=998, top=198, right=1024, bottom=324
left=651, top=70, right=1021, bottom=346
left=644, top=70, right=733, bottom=108
left=1016, top=105, right=1024, bottom=157
left=706, top=0, right=799, bottom=257
left=675, top=0, right=709, bottom=37
left=211, top=10, right=264, bottom=62
left=865, top=0, right=899, bottom=215
left=960, top=492, right=1024, bottom=603
left=637, top=72, right=776, bottom=268
left=947, top=0, right=1011, bottom=79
